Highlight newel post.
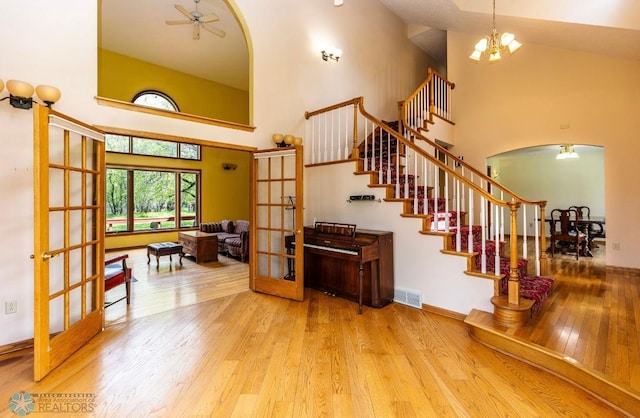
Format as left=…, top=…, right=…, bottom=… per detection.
left=508, top=201, right=522, bottom=306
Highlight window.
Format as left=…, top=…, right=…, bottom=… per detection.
left=105, top=134, right=200, bottom=160
left=132, top=90, right=179, bottom=112
left=106, top=167, right=199, bottom=234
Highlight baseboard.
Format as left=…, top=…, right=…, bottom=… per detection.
left=606, top=265, right=640, bottom=274
left=0, top=338, right=34, bottom=362
left=421, top=303, right=466, bottom=321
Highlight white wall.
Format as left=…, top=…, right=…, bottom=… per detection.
left=305, top=163, right=495, bottom=315
left=0, top=0, right=433, bottom=345
left=447, top=31, right=640, bottom=269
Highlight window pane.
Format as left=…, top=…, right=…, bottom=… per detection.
left=180, top=143, right=200, bottom=160
left=106, top=168, right=128, bottom=233
left=133, top=171, right=176, bottom=230
left=181, top=173, right=198, bottom=227
left=133, top=91, right=179, bottom=112
left=105, top=135, right=131, bottom=153
left=132, top=137, right=178, bottom=158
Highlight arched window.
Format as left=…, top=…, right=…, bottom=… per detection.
left=132, top=90, right=179, bottom=112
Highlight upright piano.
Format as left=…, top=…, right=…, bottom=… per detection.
left=302, top=222, right=394, bottom=313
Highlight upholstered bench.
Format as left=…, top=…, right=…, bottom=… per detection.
left=147, top=242, right=183, bottom=267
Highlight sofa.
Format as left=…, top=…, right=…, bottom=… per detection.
left=199, top=220, right=250, bottom=261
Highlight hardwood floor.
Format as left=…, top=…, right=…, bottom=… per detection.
left=0, top=247, right=631, bottom=417
left=513, top=242, right=640, bottom=392
left=104, top=249, right=251, bottom=326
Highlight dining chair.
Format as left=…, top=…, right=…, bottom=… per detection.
left=550, top=208, right=587, bottom=260
left=569, top=205, right=603, bottom=249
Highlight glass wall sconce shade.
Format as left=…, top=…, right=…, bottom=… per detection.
left=35, top=85, right=62, bottom=107
left=272, top=133, right=302, bottom=148
left=1, top=78, right=61, bottom=109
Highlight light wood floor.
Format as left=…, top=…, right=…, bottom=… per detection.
left=512, top=241, right=640, bottom=393
left=0, top=248, right=631, bottom=417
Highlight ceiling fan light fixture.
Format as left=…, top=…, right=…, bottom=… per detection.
left=166, top=0, right=226, bottom=39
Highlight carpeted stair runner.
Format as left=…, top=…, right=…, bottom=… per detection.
left=360, top=122, right=554, bottom=317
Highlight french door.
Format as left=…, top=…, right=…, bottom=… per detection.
left=33, top=105, right=106, bottom=380
left=250, top=146, right=304, bottom=301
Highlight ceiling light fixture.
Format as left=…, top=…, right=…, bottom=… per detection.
left=469, top=0, right=521, bottom=62
left=556, top=144, right=579, bottom=160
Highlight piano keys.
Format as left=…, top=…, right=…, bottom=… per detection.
left=301, top=222, right=394, bottom=313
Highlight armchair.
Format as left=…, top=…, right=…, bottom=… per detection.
left=550, top=208, right=587, bottom=260
left=104, top=254, right=132, bottom=307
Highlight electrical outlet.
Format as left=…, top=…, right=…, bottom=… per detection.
left=613, top=242, right=621, bottom=251
left=5, top=300, right=17, bottom=314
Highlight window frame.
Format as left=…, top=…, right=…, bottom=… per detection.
left=105, top=134, right=201, bottom=161
left=132, top=90, right=180, bottom=112
left=105, top=165, right=201, bottom=235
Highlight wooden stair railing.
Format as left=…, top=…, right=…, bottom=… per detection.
left=304, top=94, right=552, bottom=328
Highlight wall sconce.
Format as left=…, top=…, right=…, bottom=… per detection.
left=321, top=46, right=342, bottom=62
left=334, top=0, right=344, bottom=6
left=0, top=78, right=61, bottom=109
left=221, top=163, right=238, bottom=171
left=272, top=133, right=303, bottom=148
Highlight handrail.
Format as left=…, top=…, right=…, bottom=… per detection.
left=400, top=72, right=545, bottom=208
left=305, top=97, right=362, bottom=119
left=357, top=100, right=509, bottom=207
left=400, top=68, right=549, bottom=283
left=304, top=83, right=550, bottom=321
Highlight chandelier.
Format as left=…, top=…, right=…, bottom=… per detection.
left=469, top=0, right=521, bottom=62
left=556, top=144, right=579, bottom=160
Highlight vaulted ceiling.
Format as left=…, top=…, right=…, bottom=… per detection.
left=100, top=0, right=640, bottom=91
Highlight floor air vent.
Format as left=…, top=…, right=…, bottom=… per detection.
left=394, top=288, right=422, bottom=309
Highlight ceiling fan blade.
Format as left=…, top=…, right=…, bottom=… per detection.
left=193, top=23, right=201, bottom=40
left=175, top=4, right=194, bottom=20
left=200, top=13, right=219, bottom=23
left=165, top=20, right=192, bottom=25
left=202, top=24, right=226, bottom=38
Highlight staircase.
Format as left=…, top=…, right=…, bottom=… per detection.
left=355, top=121, right=554, bottom=321
left=303, top=69, right=553, bottom=328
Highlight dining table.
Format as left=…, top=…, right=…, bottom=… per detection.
left=544, top=215, right=605, bottom=257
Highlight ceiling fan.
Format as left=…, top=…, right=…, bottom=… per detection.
left=165, top=0, right=226, bottom=40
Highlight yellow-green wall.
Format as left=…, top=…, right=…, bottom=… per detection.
left=98, top=49, right=249, bottom=124
left=105, top=145, right=251, bottom=250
